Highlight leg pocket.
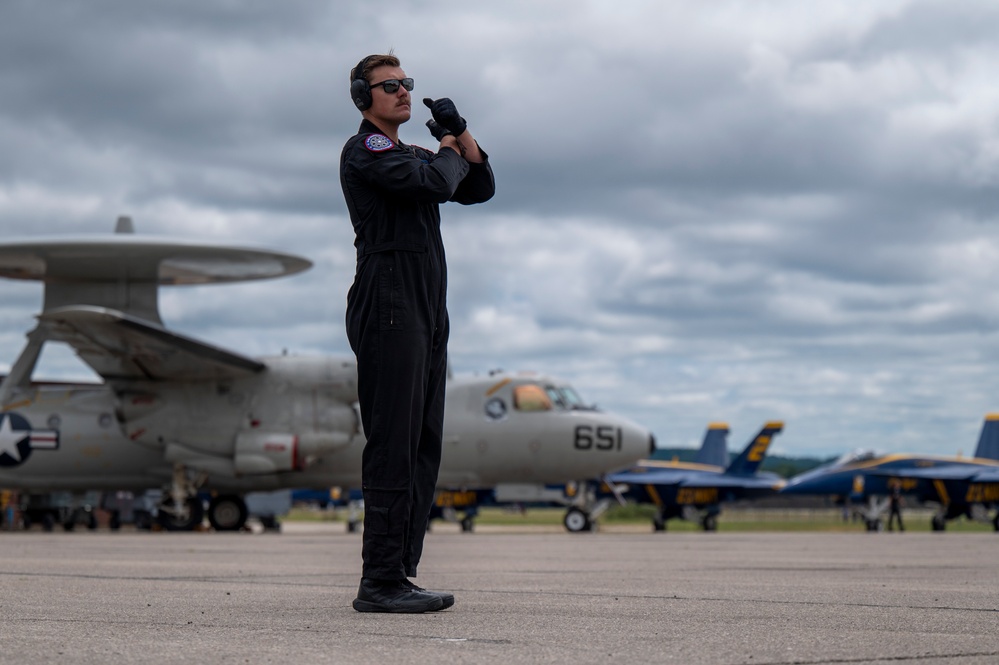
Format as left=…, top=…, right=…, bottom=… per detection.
left=365, top=505, right=390, bottom=536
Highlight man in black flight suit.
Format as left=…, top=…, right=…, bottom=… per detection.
left=340, top=52, right=495, bottom=613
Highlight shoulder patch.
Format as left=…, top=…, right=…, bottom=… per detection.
left=364, top=134, right=395, bottom=152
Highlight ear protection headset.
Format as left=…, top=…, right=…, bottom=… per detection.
left=350, top=56, right=372, bottom=111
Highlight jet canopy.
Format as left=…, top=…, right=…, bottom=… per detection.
left=833, top=449, right=880, bottom=467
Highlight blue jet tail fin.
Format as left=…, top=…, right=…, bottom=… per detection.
left=973, top=414, right=999, bottom=461
left=725, top=421, right=784, bottom=476
left=694, top=422, right=730, bottom=468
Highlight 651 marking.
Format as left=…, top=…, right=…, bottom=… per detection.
left=574, top=425, right=622, bottom=451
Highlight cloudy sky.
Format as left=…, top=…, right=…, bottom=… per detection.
left=2, top=0, right=999, bottom=458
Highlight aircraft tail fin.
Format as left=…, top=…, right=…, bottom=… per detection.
left=725, top=421, right=783, bottom=476
left=694, top=422, right=730, bottom=468
left=115, top=215, right=135, bottom=234
left=973, top=414, right=999, bottom=461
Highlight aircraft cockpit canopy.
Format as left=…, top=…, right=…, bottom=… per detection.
left=834, top=449, right=879, bottom=467
left=513, top=382, right=595, bottom=412
left=548, top=384, right=594, bottom=411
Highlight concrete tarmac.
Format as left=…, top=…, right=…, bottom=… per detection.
left=0, top=523, right=997, bottom=665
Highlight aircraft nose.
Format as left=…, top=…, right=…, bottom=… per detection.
left=618, top=420, right=655, bottom=464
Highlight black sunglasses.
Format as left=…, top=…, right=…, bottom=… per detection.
left=370, top=78, right=414, bottom=94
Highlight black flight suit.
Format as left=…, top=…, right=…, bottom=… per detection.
left=340, top=119, right=495, bottom=581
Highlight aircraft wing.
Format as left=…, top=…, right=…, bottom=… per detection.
left=968, top=467, right=999, bottom=483
left=870, top=465, right=991, bottom=482
left=679, top=475, right=786, bottom=490
left=38, top=305, right=266, bottom=381
left=606, top=468, right=685, bottom=487
left=609, top=468, right=785, bottom=490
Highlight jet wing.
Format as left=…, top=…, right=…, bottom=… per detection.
left=38, top=305, right=266, bottom=381
left=679, top=475, right=786, bottom=490
left=606, top=468, right=686, bottom=487
left=609, top=468, right=785, bottom=491
left=870, top=465, right=996, bottom=482
left=968, top=467, right=999, bottom=483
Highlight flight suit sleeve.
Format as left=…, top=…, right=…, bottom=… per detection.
left=451, top=146, right=495, bottom=205
left=349, top=138, right=470, bottom=204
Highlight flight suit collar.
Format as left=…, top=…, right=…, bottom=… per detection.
left=359, top=119, right=398, bottom=142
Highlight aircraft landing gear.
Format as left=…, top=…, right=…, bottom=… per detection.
left=156, top=463, right=207, bottom=531
left=652, top=513, right=667, bottom=532
left=346, top=499, right=363, bottom=533
left=931, top=514, right=947, bottom=531
left=560, top=481, right=612, bottom=533
left=865, top=518, right=883, bottom=532
left=563, top=507, right=593, bottom=532
left=207, top=494, right=248, bottom=531
left=460, top=515, right=475, bottom=532
left=60, top=506, right=98, bottom=532
left=701, top=514, right=718, bottom=532
left=157, top=497, right=204, bottom=531
left=258, top=515, right=281, bottom=532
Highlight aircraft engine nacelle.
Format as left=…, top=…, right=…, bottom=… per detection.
left=234, top=431, right=298, bottom=474
left=295, top=430, right=355, bottom=467
left=232, top=429, right=355, bottom=475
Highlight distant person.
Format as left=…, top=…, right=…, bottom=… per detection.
left=887, top=479, right=905, bottom=532
left=340, top=51, right=495, bottom=613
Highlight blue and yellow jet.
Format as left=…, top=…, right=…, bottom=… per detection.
left=781, top=415, right=999, bottom=531
left=601, top=422, right=785, bottom=531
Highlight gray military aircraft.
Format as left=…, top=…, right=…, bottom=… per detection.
left=0, top=218, right=653, bottom=530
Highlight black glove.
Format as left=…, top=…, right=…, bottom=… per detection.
left=425, top=119, right=451, bottom=142
left=423, top=97, right=467, bottom=136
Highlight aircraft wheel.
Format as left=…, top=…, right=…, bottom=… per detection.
left=931, top=514, right=946, bottom=532
left=563, top=507, right=592, bottom=533
left=460, top=516, right=475, bottom=533
left=109, top=511, right=121, bottom=531
left=652, top=517, right=666, bottom=532
left=347, top=520, right=359, bottom=533
left=42, top=513, right=55, bottom=532
left=258, top=516, right=281, bottom=532
left=134, top=511, right=153, bottom=531
left=157, top=497, right=205, bottom=531
left=208, top=495, right=248, bottom=531
left=993, top=514, right=999, bottom=532
left=701, top=515, right=717, bottom=532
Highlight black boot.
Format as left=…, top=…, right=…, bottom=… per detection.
left=352, top=578, right=444, bottom=613
left=403, top=579, right=454, bottom=610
